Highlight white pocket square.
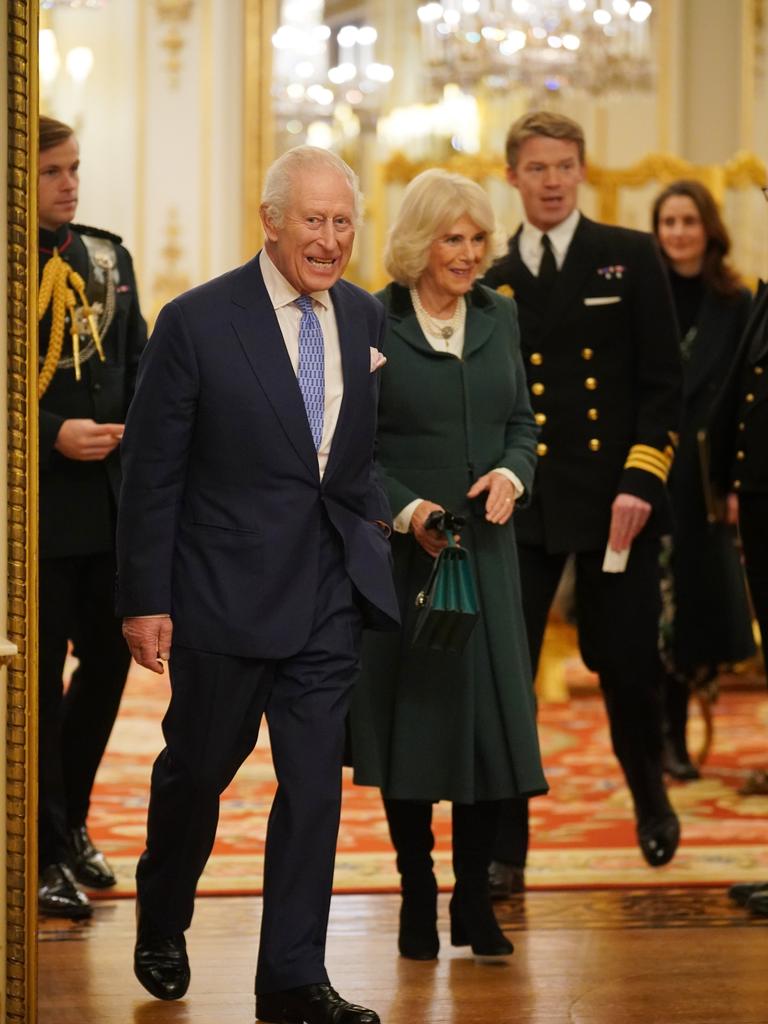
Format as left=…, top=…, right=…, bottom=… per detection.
left=584, top=296, right=622, bottom=306
left=370, top=347, right=387, bottom=372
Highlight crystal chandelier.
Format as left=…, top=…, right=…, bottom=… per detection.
left=40, top=1, right=108, bottom=8
left=416, top=0, right=655, bottom=97
left=272, top=0, right=394, bottom=145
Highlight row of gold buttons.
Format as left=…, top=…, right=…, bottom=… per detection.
left=532, top=376, right=598, bottom=391
left=534, top=408, right=598, bottom=424
left=536, top=438, right=602, bottom=456
left=529, top=348, right=594, bottom=366
left=530, top=349, right=600, bottom=455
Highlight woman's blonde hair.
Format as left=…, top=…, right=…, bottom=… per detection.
left=384, top=169, right=504, bottom=287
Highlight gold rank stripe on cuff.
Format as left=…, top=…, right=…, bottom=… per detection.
left=624, top=444, right=674, bottom=483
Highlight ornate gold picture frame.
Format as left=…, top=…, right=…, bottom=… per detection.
left=6, top=2, right=39, bottom=1022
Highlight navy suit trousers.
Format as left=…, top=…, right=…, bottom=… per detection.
left=136, top=517, right=362, bottom=993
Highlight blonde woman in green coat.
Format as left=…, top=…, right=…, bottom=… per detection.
left=350, top=169, right=548, bottom=962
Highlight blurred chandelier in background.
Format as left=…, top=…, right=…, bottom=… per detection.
left=272, top=0, right=394, bottom=148
left=416, top=0, right=654, bottom=97
left=40, top=0, right=108, bottom=8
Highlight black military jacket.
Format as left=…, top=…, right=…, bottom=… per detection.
left=484, top=215, right=682, bottom=553
left=708, top=282, right=768, bottom=495
left=39, top=223, right=147, bottom=559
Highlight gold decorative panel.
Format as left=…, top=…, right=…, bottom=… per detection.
left=6, top=2, right=39, bottom=1021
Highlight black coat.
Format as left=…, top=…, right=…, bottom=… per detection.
left=665, top=283, right=755, bottom=673
left=39, top=223, right=147, bottom=559
left=708, top=282, right=768, bottom=495
left=484, top=216, right=682, bottom=553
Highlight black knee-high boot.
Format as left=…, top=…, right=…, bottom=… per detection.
left=663, top=674, right=699, bottom=780
left=450, top=801, right=513, bottom=958
left=383, top=797, right=439, bottom=960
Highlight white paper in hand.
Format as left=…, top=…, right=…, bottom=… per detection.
left=602, top=544, right=630, bottom=574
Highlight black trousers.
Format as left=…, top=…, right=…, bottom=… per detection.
left=494, top=540, right=668, bottom=866
left=136, top=522, right=362, bottom=995
left=739, top=493, right=768, bottom=674
left=38, top=551, right=131, bottom=869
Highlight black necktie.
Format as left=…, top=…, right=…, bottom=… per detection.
left=538, top=233, right=557, bottom=291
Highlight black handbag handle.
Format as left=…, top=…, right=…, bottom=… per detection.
left=415, top=528, right=456, bottom=608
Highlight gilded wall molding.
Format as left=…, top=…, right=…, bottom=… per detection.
left=384, top=152, right=506, bottom=185
left=151, top=206, right=191, bottom=321
left=154, top=0, right=195, bottom=88
left=242, top=0, right=276, bottom=260
left=6, top=1, right=38, bottom=1021
left=382, top=150, right=768, bottom=224
left=586, top=149, right=768, bottom=221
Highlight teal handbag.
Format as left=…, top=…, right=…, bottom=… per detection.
left=411, top=530, right=479, bottom=654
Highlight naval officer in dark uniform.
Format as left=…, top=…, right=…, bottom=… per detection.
left=37, top=116, right=147, bottom=917
left=483, top=111, right=683, bottom=891
left=708, top=189, right=768, bottom=916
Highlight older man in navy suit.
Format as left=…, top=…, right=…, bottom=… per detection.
left=117, top=146, right=398, bottom=1023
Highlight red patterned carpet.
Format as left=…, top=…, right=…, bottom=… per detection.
left=87, top=664, right=768, bottom=897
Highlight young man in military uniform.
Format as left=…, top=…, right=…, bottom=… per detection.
left=37, top=116, right=147, bottom=917
left=709, top=191, right=768, bottom=916
left=483, top=111, right=683, bottom=891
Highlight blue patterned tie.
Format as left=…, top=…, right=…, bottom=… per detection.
left=295, top=294, right=325, bottom=450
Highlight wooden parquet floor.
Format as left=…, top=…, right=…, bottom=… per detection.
left=39, top=890, right=768, bottom=1024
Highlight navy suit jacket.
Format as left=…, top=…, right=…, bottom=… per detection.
left=116, top=255, right=399, bottom=658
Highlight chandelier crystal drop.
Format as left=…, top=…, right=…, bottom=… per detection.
left=416, top=0, right=655, bottom=97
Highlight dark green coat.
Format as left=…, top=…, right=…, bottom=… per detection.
left=350, top=282, right=549, bottom=803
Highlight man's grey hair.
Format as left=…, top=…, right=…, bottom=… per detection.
left=261, top=146, right=363, bottom=227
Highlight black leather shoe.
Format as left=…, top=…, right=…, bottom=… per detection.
left=256, top=983, right=380, bottom=1023
left=69, top=825, right=117, bottom=889
left=134, top=908, right=190, bottom=1001
left=746, top=890, right=768, bottom=917
left=489, top=860, right=525, bottom=900
left=728, top=881, right=768, bottom=906
left=38, top=862, right=92, bottom=919
left=637, top=811, right=680, bottom=867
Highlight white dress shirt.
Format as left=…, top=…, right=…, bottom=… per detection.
left=393, top=297, right=524, bottom=534
left=519, top=208, right=581, bottom=276
left=259, top=248, right=343, bottom=478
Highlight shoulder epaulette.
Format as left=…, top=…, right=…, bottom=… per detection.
left=71, top=223, right=123, bottom=246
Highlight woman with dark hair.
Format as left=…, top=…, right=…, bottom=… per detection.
left=651, top=180, right=755, bottom=779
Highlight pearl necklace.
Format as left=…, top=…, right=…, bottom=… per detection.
left=410, top=288, right=466, bottom=344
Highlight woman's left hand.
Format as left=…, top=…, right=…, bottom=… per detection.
left=467, top=472, right=516, bottom=525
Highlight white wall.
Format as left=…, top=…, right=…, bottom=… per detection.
left=43, top=0, right=244, bottom=322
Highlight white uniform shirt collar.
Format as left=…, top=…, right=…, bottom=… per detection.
left=520, top=209, right=581, bottom=271
left=259, top=248, right=331, bottom=312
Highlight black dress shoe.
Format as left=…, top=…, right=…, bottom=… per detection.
left=637, top=811, right=680, bottom=867
left=488, top=860, right=525, bottom=900
left=256, top=982, right=380, bottom=1024
left=38, top=862, right=92, bottom=920
left=134, top=909, right=190, bottom=1001
left=69, top=825, right=117, bottom=889
left=728, top=881, right=768, bottom=906
left=746, top=889, right=768, bottom=917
